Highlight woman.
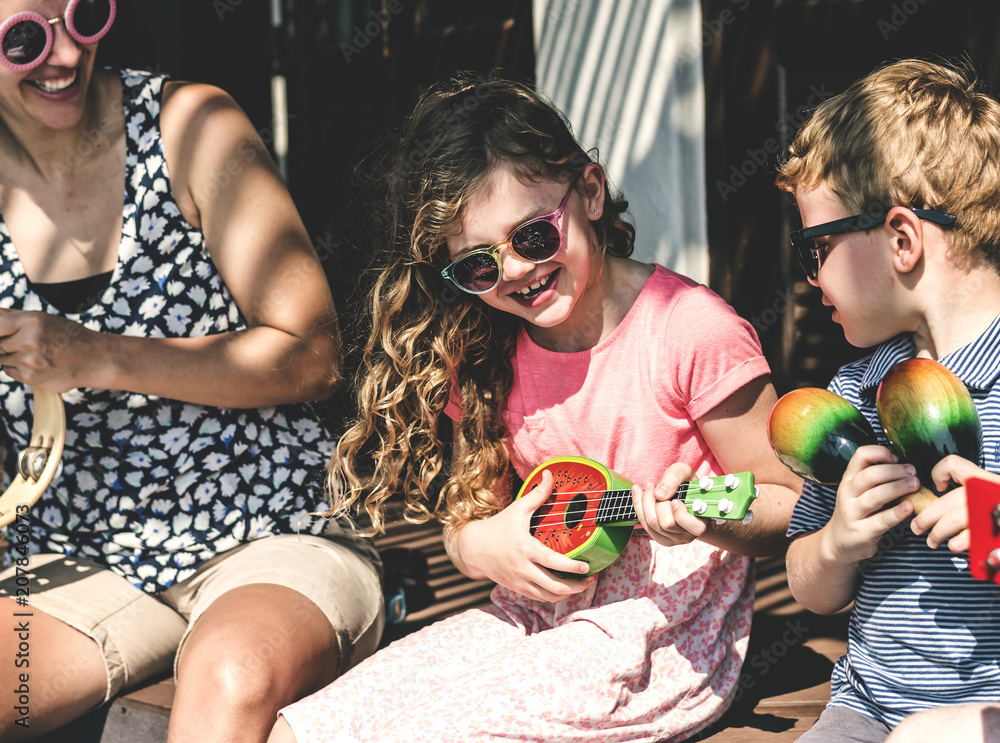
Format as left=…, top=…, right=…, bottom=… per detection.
left=0, top=2, right=383, bottom=741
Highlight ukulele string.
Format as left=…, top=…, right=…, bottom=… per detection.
left=528, top=498, right=743, bottom=529
left=529, top=500, right=740, bottom=531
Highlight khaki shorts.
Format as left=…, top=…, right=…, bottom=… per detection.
left=0, top=533, right=385, bottom=703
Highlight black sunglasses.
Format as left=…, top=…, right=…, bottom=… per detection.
left=790, top=208, right=957, bottom=280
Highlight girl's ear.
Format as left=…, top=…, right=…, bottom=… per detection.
left=887, top=207, right=924, bottom=274
left=581, top=162, right=606, bottom=220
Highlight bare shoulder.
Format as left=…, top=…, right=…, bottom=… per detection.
left=160, top=80, right=255, bottom=151
left=158, top=81, right=265, bottom=228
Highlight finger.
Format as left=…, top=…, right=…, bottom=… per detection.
left=844, top=444, right=899, bottom=479
left=642, top=482, right=679, bottom=533
left=930, top=454, right=999, bottom=493
left=923, top=503, right=969, bottom=550
left=532, top=570, right=596, bottom=602
left=517, top=469, right=555, bottom=511
left=537, top=547, right=592, bottom=577
left=910, top=493, right=949, bottom=535
left=873, top=497, right=914, bottom=534
left=652, top=463, right=695, bottom=502
left=632, top=483, right=649, bottom=528
left=852, top=466, right=921, bottom=513
left=947, top=528, right=970, bottom=553
left=667, top=499, right=707, bottom=537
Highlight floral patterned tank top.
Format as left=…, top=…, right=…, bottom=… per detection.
left=0, top=70, right=346, bottom=593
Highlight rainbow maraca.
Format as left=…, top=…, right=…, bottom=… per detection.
left=767, top=387, right=878, bottom=484
left=767, top=385, right=942, bottom=512
left=876, top=358, right=982, bottom=498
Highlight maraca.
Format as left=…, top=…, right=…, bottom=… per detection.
left=767, top=386, right=941, bottom=511
left=876, top=358, right=982, bottom=507
left=767, top=387, right=878, bottom=483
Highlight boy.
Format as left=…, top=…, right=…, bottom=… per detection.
left=775, top=58, right=1000, bottom=742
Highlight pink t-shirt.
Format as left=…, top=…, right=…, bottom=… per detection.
left=447, top=264, right=770, bottom=489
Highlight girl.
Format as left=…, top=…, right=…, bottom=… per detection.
left=268, top=72, right=801, bottom=742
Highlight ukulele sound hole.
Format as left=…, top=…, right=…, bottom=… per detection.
left=565, top=493, right=587, bottom=529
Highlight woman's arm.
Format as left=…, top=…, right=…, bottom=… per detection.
left=0, top=82, right=338, bottom=408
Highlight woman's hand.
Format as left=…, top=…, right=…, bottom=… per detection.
left=632, top=462, right=707, bottom=547
left=445, top=469, right=595, bottom=603
left=0, top=310, right=104, bottom=393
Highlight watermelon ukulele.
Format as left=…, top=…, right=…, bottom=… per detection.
left=515, top=456, right=758, bottom=576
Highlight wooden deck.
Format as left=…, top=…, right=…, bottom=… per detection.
left=37, top=523, right=848, bottom=742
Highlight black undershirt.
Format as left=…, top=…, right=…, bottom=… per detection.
left=32, top=270, right=115, bottom=314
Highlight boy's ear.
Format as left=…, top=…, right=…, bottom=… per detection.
left=581, top=162, right=606, bottom=220
left=887, top=207, right=924, bottom=274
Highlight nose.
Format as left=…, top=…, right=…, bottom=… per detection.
left=44, top=18, right=83, bottom=68
left=498, top=243, right=534, bottom=282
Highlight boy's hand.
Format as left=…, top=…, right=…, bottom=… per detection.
left=911, top=455, right=1000, bottom=552
left=633, top=463, right=708, bottom=547
left=821, top=445, right=918, bottom=564
left=449, top=469, right=595, bottom=603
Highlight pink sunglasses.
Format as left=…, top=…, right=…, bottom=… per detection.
left=0, top=0, right=115, bottom=71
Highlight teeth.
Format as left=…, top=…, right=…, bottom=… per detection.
left=34, top=73, right=76, bottom=93
left=517, top=273, right=550, bottom=296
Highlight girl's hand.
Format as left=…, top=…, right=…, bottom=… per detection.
left=449, top=469, right=595, bottom=603
left=820, top=445, right=918, bottom=564
left=911, top=455, right=1000, bottom=552
left=0, top=310, right=103, bottom=393
left=633, top=463, right=707, bottom=547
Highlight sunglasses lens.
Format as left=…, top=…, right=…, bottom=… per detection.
left=791, top=239, right=817, bottom=279
left=451, top=253, right=500, bottom=293
left=70, top=0, right=113, bottom=39
left=511, top=220, right=561, bottom=261
left=3, top=20, right=47, bottom=65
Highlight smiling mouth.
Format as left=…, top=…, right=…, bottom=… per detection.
left=514, top=271, right=554, bottom=300
left=28, top=70, right=78, bottom=94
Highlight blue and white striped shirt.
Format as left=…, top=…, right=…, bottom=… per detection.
left=788, top=315, right=1000, bottom=726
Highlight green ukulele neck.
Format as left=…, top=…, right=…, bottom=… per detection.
left=595, top=472, right=758, bottom=526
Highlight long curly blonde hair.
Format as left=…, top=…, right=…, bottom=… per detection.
left=330, top=71, right=635, bottom=533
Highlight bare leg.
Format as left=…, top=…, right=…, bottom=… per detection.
left=168, top=584, right=340, bottom=743
left=0, top=597, right=107, bottom=740
left=887, top=704, right=1000, bottom=743
left=267, top=716, right=299, bottom=743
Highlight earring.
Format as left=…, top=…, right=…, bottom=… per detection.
left=593, top=210, right=600, bottom=215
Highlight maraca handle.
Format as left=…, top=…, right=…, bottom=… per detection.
left=902, top=485, right=939, bottom=514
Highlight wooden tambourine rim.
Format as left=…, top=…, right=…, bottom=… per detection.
left=0, top=388, right=66, bottom=528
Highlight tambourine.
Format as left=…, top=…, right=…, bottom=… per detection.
left=0, top=388, right=65, bottom=528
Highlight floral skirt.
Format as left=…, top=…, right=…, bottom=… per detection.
left=280, top=535, right=753, bottom=743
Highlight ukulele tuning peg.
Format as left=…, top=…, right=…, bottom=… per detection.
left=698, top=476, right=713, bottom=492
left=741, top=511, right=754, bottom=525
left=724, top=474, right=739, bottom=490
left=718, top=498, right=734, bottom=515
left=691, top=498, right=709, bottom=515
